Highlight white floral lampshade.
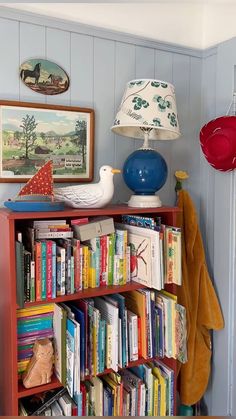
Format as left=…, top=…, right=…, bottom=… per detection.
left=111, top=78, right=181, bottom=140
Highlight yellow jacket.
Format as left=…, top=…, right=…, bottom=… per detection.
left=177, top=190, right=224, bottom=405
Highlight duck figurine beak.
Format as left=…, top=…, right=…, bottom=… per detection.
left=111, top=168, right=121, bottom=174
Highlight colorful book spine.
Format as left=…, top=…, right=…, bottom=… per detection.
left=82, top=245, right=89, bottom=289
left=73, top=239, right=81, bottom=292
left=46, top=241, right=53, bottom=300
left=108, top=233, right=115, bottom=286
left=51, top=242, right=57, bottom=299
left=35, top=241, right=42, bottom=302
left=71, top=255, right=75, bottom=294
left=30, top=261, right=35, bottom=302
left=100, top=236, right=107, bottom=286
left=41, top=241, right=47, bottom=300
left=89, top=250, right=96, bottom=288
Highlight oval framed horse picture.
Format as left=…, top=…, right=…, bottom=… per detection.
left=20, top=58, right=70, bottom=95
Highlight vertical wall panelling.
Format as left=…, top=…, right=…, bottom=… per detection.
left=211, top=37, right=236, bottom=416
left=46, top=27, right=71, bottom=106
left=200, top=52, right=217, bottom=267
left=114, top=41, right=136, bottom=203
left=0, top=18, right=21, bottom=202
left=171, top=53, right=191, bottom=205
left=187, top=56, right=202, bottom=213
left=154, top=50, right=173, bottom=205
left=0, top=18, right=19, bottom=100
left=70, top=33, right=94, bottom=108
left=19, top=22, right=46, bottom=103
left=93, top=37, right=115, bottom=180
left=134, top=45, right=155, bottom=151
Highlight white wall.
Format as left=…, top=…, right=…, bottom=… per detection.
left=4, top=2, right=236, bottom=49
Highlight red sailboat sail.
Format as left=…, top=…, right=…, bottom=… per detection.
left=18, top=160, right=54, bottom=198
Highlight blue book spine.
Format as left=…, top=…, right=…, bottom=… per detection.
left=151, top=298, right=155, bottom=358
left=74, top=391, right=82, bottom=416
left=70, top=305, right=85, bottom=380
left=103, top=388, right=109, bottom=416
left=157, top=306, right=163, bottom=357
left=17, top=319, right=53, bottom=333
left=41, top=241, right=47, bottom=300
left=51, top=242, right=57, bottom=299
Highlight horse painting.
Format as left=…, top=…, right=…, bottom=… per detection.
left=20, top=59, right=70, bottom=95
left=20, top=63, right=41, bottom=85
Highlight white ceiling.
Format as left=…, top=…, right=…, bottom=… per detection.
left=2, top=1, right=236, bottom=49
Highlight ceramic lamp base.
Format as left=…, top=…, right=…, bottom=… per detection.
left=127, top=194, right=162, bottom=208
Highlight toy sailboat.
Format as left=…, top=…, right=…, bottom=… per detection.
left=4, top=161, right=65, bottom=212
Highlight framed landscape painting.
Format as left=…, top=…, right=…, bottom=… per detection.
left=0, top=101, right=94, bottom=182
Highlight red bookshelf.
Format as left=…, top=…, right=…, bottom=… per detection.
left=22, top=280, right=146, bottom=308
left=0, top=205, right=180, bottom=416
left=18, top=374, right=62, bottom=399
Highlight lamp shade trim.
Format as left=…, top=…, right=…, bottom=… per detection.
left=111, top=79, right=181, bottom=140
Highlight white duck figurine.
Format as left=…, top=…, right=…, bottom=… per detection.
left=54, top=165, right=121, bottom=208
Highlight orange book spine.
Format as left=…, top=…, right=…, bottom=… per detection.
left=35, top=241, right=42, bottom=301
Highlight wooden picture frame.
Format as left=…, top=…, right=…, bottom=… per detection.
left=0, top=100, right=94, bottom=183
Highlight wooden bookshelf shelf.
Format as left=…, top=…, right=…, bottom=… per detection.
left=22, top=281, right=146, bottom=308
left=84, top=356, right=157, bottom=381
left=18, top=375, right=63, bottom=399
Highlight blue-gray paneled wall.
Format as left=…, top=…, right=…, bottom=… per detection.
left=201, top=41, right=236, bottom=416
left=2, top=7, right=235, bottom=417
left=0, top=10, right=202, bottom=208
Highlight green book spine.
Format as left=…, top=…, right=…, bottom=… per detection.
left=30, top=260, right=35, bottom=302
left=108, top=233, right=115, bottom=285
left=15, top=241, right=25, bottom=308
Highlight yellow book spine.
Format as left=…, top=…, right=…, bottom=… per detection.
left=82, top=246, right=89, bottom=289
left=106, top=323, right=112, bottom=369
left=153, top=367, right=166, bottom=416
left=103, top=376, right=118, bottom=416
left=153, top=376, right=159, bottom=416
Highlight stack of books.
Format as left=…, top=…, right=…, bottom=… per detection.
left=17, top=304, right=54, bottom=376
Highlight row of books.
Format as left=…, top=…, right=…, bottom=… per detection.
left=17, top=289, right=187, bottom=380
left=15, top=215, right=181, bottom=306
left=17, top=304, right=54, bottom=376
left=19, top=357, right=174, bottom=416
left=83, top=361, right=174, bottom=416
left=53, top=290, right=187, bottom=393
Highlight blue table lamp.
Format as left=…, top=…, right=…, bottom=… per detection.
left=111, top=79, right=181, bottom=207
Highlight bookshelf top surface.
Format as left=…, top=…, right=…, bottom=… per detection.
left=0, top=204, right=181, bottom=220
